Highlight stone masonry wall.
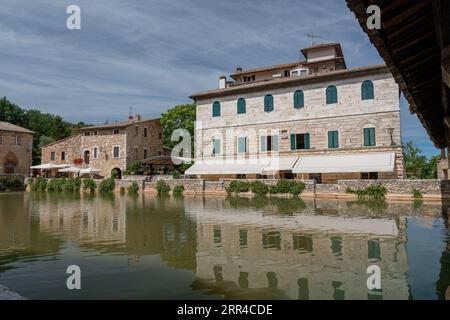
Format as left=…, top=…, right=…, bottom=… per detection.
left=0, top=130, right=33, bottom=176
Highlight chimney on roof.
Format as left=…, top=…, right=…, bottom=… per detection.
left=219, top=75, right=226, bottom=89
left=236, top=66, right=242, bottom=73
left=136, top=114, right=141, bottom=121
left=128, top=115, right=134, bottom=122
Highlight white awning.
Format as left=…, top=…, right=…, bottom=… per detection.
left=261, top=156, right=299, bottom=173
left=292, top=152, right=396, bottom=173
left=31, top=163, right=71, bottom=170
left=185, top=158, right=270, bottom=175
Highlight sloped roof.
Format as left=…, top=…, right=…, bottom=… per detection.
left=79, top=117, right=160, bottom=131
left=0, top=121, right=34, bottom=134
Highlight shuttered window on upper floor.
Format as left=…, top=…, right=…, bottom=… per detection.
left=326, top=85, right=338, bottom=104
left=361, top=80, right=374, bottom=100
left=293, top=90, right=304, bottom=109
left=264, top=94, right=274, bottom=112
left=212, top=101, right=221, bottom=117
left=237, top=98, right=246, bottom=114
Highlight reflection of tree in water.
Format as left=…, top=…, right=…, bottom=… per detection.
left=226, top=196, right=306, bottom=214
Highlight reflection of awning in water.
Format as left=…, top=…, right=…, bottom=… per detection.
left=293, top=152, right=396, bottom=174
left=186, top=209, right=399, bottom=237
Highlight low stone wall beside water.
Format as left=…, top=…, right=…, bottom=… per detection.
left=337, top=179, right=447, bottom=196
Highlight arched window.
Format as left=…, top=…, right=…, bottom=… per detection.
left=237, top=98, right=246, bottom=114
left=212, top=101, right=221, bottom=117
left=326, top=85, right=338, bottom=104
left=294, top=90, right=304, bottom=109
left=361, top=80, right=374, bottom=100
left=264, top=94, right=274, bottom=112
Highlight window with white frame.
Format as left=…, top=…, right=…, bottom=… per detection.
left=113, top=146, right=120, bottom=158
left=93, top=147, right=99, bottom=159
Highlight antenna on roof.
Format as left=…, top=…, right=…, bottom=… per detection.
left=307, top=33, right=323, bottom=46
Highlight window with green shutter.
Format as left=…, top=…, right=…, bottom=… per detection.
left=291, top=133, right=310, bottom=150
left=238, top=137, right=247, bottom=154
left=237, top=98, right=246, bottom=114
left=212, top=138, right=221, bottom=155
left=363, top=128, right=376, bottom=146
left=328, top=131, right=339, bottom=148
left=326, top=85, right=337, bottom=104
left=212, top=101, right=221, bottom=117
left=361, top=80, right=374, bottom=100
left=261, top=135, right=278, bottom=152
left=294, top=90, right=304, bottom=109
left=264, top=94, right=274, bottom=112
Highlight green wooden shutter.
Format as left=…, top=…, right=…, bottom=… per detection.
left=370, top=128, right=376, bottom=146
left=304, top=133, right=310, bottom=149
left=237, top=98, right=246, bottom=114
left=362, top=81, right=374, bottom=100
left=290, top=134, right=296, bottom=150
left=328, top=131, right=338, bottom=148
left=238, top=137, right=246, bottom=153
left=212, top=102, right=220, bottom=117
left=364, top=128, right=376, bottom=146
left=334, top=131, right=339, bottom=148
left=260, top=136, right=267, bottom=152
left=294, top=90, right=304, bottom=109
left=364, top=128, right=370, bottom=146
left=272, top=135, right=279, bottom=151
left=264, top=94, right=274, bottom=112
left=326, top=86, right=337, bottom=104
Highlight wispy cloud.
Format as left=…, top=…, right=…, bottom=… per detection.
left=0, top=0, right=439, bottom=156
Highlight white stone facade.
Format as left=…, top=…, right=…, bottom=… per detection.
left=191, top=45, right=404, bottom=182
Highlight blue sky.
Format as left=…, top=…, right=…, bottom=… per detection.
left=0, top=0, right=439, bottom=157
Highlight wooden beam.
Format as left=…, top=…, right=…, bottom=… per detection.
left=383, top=0, right=431, bottom=30
left=443, top=46, right=450, bottom=89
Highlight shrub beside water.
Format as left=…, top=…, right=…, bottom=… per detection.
left=227, top=179, right=305, bottom=197
left=412, top=188, right=423, bottom=200
left=83, top=178, right=97, bottom=192
left=0, top=175, right=24, bottom=191
left=30, top=177, right=47, bottom=191
left=227, top=181, right=251, bottom=193
left=346, top=185, right=388, bottom=200
left=156, top=180, right=171, bottom=195
left=127, top=181, right=139, bottom=195
left=250, top=181, right=269, bottom=196
left=99, top=178, right=116, bottom=193
left=172, top=185, right=185, bottom=195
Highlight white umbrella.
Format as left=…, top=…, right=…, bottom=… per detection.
left=58, top=166, right=82, bottom=173
left=31, top=163, right=71, bottom=170
left=80, top=167, right=101, bottom=175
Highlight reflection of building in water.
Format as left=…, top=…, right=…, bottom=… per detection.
left=186, top=197, right=411, bottom=300
left=32, top=194, right=126, bottom=244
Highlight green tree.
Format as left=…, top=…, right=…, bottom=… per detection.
left=160, top=104, right=196, bottom=150
left=160, top=104, right=196, bottom=172
left=403, top=141, right=440, bottom=179
left=0, top=97, right=89, bottom=164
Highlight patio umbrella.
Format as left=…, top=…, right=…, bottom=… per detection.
left=31, top=163, right=71, bottom=170
left=80, top=167, right=101, bottom=175
left=58, top=166, right=82, bottom=173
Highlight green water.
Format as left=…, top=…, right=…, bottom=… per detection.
left=0, top=192, right=449, bottom=300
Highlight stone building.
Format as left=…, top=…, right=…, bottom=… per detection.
left=0, top=121, right=34, bottom=176
left=187, top=43, right=405, bottom=183
left=41, top=115, right=164, bottom=178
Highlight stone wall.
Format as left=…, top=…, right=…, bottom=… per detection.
left=337, top=179, right=446, bottom=196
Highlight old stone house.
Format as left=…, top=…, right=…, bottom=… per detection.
left=187, top=43, right=405, bottom=183
left=0, top=122, right=34, bottom=176
left=41, top=116, right=164, bottom=178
